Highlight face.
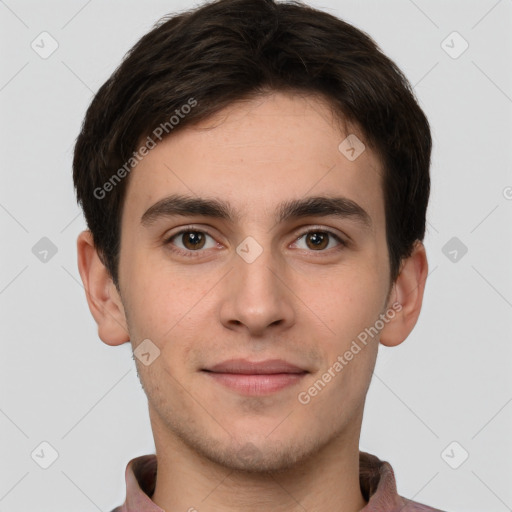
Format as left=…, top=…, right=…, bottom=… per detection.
left=116, top=92, right=394, bottom=471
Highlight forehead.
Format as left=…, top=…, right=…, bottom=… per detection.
left=121, top=92, right=385, bottom=230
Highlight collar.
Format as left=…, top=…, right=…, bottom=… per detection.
left=112, top=451, right=443, bottom=511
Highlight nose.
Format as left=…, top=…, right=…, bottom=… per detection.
left=218, top=244, right=296, bottom=337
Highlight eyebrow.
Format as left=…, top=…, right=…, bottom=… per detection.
left=140, top=193, right=372, bottom=231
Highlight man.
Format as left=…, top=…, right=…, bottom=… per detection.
left=73, top=0, right=442, bottom=510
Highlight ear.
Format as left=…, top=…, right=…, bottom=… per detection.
left=379, top=240, right=428, bottom=347
left=76, top=230, right=130, bottom=346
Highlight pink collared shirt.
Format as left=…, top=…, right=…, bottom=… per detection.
left=111, top=451, right=444, bottom=511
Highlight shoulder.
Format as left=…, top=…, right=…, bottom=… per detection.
left=399, top=497, right=447, bottom=511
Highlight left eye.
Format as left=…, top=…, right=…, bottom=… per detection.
left=292, top=230, right=344, bottom=251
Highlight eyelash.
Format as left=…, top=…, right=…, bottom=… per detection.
left=163, top=226, right=347, bottom=258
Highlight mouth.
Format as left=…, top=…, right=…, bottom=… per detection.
left=201, top=358, right=309, bottom=396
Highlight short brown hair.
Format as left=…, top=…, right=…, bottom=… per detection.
left=73, top=0, right=431, bottom=289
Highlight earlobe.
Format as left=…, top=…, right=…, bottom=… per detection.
left=379, top=241, right=429, bottom=347
left=76, top=230, right=130, bottom=346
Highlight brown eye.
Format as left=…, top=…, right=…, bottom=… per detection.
left=181, top=231, right=206, bottom=250
left=165, top=229, right=218, bottom=256
left=305, top=232, right=329, bottom=250
left=293, top=230, right=346, bottom=252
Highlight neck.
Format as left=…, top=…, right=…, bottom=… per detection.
left=150, top=415, right=367, bottom=512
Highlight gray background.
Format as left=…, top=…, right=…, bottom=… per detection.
left=1, top=0, right=511, bottom=511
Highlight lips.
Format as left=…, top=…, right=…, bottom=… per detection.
left=202, top=358, right=308, bottom=395
left=204, top=358, right=308, bottom=375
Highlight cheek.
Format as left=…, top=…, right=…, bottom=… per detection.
left=123, top=264, right=215, bottom=361
left=305, top=265, right=386, bottom=341
left=122, top=248, right=182, bottom=322
left=312, top=275, right=381, bottom=398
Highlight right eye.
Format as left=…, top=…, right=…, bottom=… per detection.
left=164, top=228, right=220, bottom=257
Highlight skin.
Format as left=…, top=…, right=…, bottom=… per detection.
left=77, top=92, right=428, bottom=512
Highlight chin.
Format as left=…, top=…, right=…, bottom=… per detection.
left=189, top=428, right=329, bottom=475
left=208, top=441, right=308, bottom=474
